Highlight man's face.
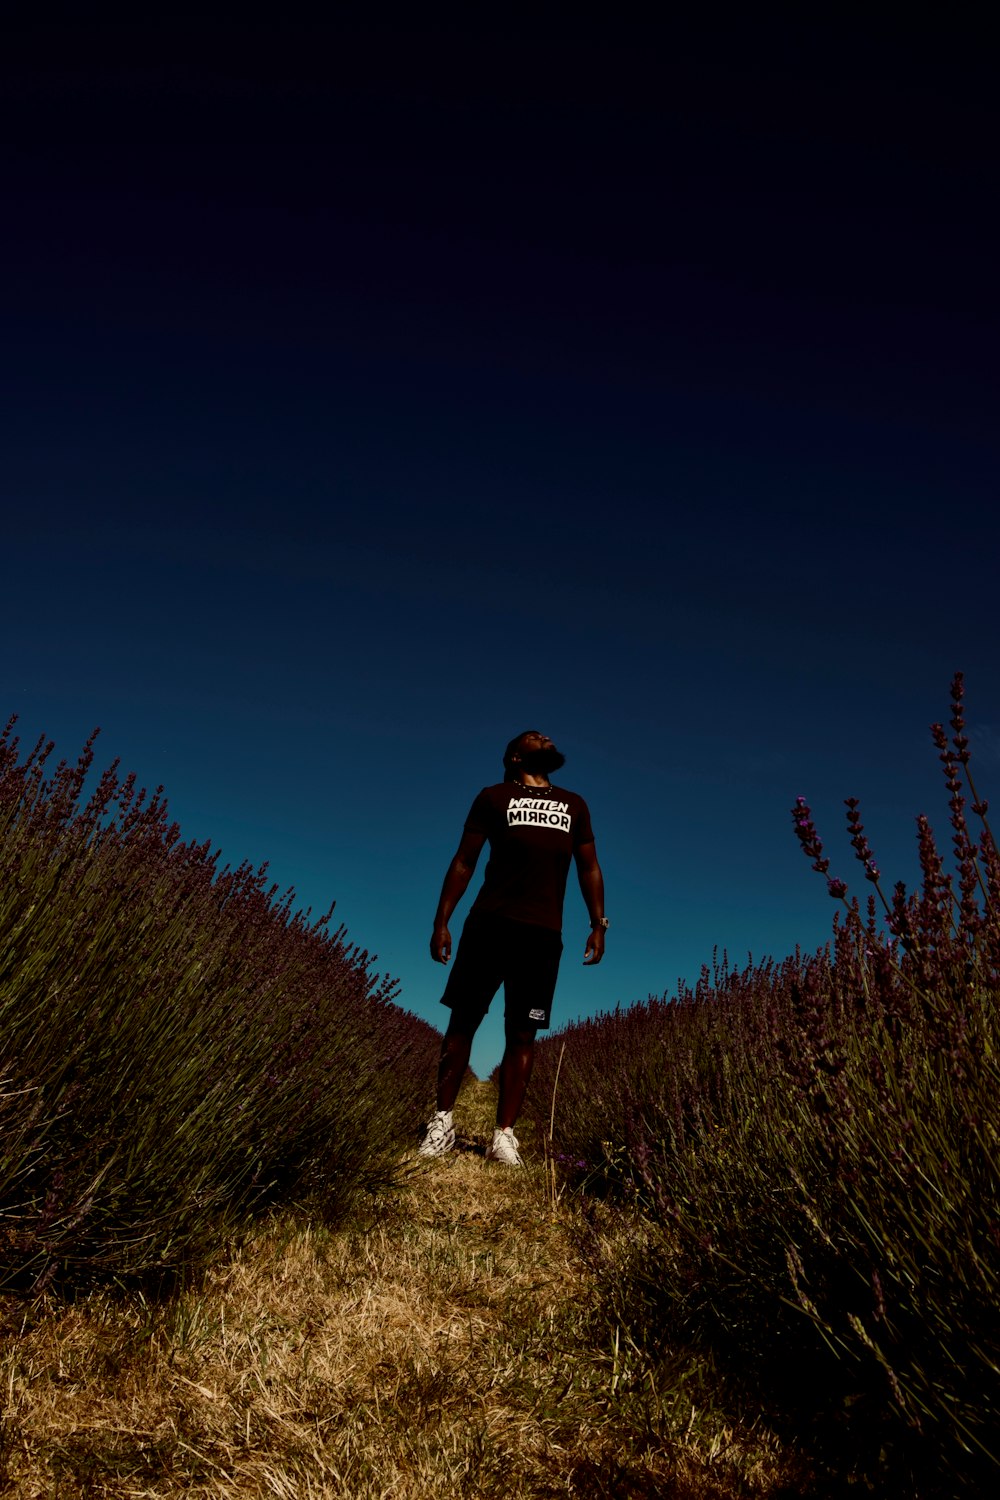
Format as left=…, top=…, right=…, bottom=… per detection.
left=515, top=731, right=566, bottom=775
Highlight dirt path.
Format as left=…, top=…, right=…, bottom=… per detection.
left=0, top=1082, right=791, bottom=1497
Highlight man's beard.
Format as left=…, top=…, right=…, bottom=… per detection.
left=519, top=746, right=566, bottom=775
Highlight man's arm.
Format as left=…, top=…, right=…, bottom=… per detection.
left=430, top=827, right=487, bottom=963
left=574, top=840, right=606, bottom=965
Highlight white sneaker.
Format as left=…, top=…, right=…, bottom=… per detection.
left=486, top=1127, right=522, bottom=1166
left=418, top=1111, right=456, bottom=1158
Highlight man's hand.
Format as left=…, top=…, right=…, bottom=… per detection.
left=430, top=830, right=486, bottom=965
left=575, top=841, right=605, bottom=965
left=583, top=926, right=605, bottom=965
left=431, top=924, right=452, bottom=964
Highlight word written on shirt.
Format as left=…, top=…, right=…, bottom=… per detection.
left=507, top=797, right=572, bottom=831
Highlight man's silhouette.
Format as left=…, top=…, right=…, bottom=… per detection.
left=420, top=730, right=606, bottom=1165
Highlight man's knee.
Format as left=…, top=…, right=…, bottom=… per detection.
left=503, top=1023, right=537, bottom=1050
left=443, top=1019, right=476, bottom=1052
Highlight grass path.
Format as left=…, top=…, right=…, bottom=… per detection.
left=0, top=1082, right=799, bottom=1497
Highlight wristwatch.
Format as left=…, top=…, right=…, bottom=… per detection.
left=591, top=917, right=610, bottom=929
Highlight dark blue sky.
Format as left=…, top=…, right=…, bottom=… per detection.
left=4, top=19, right=998, bottom=1071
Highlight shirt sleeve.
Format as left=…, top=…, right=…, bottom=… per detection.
left=573, top=796, right=594, bottom=847
left=464, top=788, right=494, bottom=836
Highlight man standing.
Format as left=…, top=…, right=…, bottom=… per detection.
left=419, top=730, right=607, bottom=1165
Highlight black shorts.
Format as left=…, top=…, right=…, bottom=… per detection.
left=441, top=910, right=563, bottom=1031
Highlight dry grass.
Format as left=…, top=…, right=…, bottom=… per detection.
left=0, top=1083, right=808, bottom=1497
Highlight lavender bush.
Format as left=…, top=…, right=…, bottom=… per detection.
left=0, top=720, right=440, bottom=1291
left=528, top=676, right=999, bottom=1494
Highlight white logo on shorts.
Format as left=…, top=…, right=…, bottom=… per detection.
left=528, top=1008, right=546, bottom=1020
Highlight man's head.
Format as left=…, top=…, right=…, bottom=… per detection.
left=503, top=730, right=566, bottom=780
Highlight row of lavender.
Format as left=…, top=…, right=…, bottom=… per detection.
left=0, top=720, right=440, bottom=1292
left=529, top=676, right=998, bottom=1495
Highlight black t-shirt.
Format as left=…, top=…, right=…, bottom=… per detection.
left=464, top=782, right=594, bottom=932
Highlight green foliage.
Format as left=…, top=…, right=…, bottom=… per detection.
left=0, top=721, right=440, bottom=1291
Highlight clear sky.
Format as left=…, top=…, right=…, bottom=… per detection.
left=3, top=19, right=998, bottom=1074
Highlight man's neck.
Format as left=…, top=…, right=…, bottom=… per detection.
left=514, top=773, right=550, bottom=788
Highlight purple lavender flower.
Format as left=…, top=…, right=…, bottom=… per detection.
left=792, top=796, right=830, bottom=875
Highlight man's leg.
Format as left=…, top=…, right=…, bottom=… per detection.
left=496, top=1022, right=537, bottom=1130
left=419, top=1020, right=470, bottom=1157
left=436, top=1014, right=477, bottom=1113
left=436, top=917, right=500, bottom=1113
left=420, top=917, right=501, bottom=1158
left=494, top=919, right=560, bottom=1140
